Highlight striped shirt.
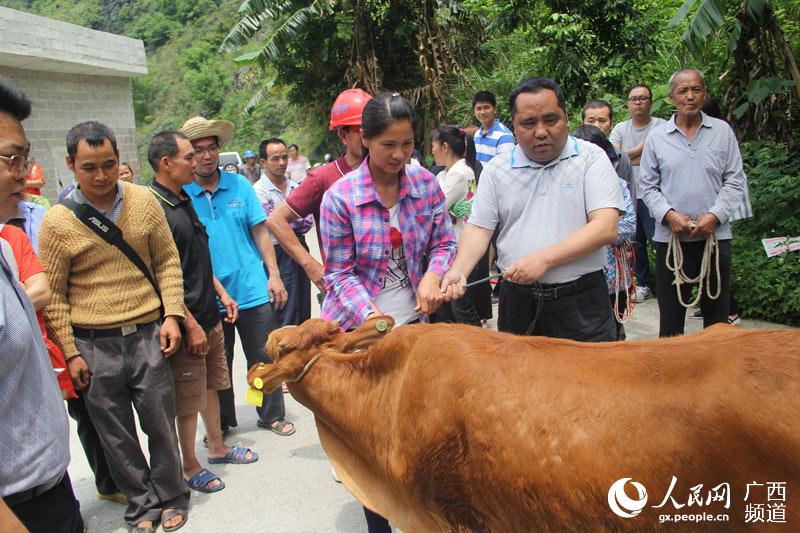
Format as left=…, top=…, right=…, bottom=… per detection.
left=474, top=119, right=515, bottom=163
left=639, top=113, right=747, bottom=243
left=319, top=158, right=456, bottom=330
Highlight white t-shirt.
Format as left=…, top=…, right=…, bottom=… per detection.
left=436, top=158, right=475, bottom=239
left=287, top=156, right=311, bottom=184
left=374, top=205, right=419, bottom=325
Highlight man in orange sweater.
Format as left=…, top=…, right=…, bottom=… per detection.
left=39, top=122, right=189, bottom=532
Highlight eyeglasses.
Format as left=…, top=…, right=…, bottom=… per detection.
left=627, top=96, right=651, bottom=103
left=194, top=145, right=219, bottom=156
left=0, top=154, right=35, bottom=172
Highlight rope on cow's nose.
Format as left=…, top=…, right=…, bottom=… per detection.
left=462, top=271, right=503, bottom=288
left=284, top=348, right=334, bottom=384
left=666, top=229, right=721, bottom=308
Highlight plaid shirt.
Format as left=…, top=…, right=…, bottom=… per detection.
left=320, top=158, right=456, bottom=330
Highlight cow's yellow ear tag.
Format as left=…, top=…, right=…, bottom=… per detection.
left=376, top=319, right=388, bottom=332
left=253, top=377, right=264, bottom=390
left=245, top=386, right=263, bottom=407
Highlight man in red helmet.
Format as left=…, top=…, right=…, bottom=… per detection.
left=267, top=88, right=372, bottom=294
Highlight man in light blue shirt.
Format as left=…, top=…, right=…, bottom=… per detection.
left=181, top=116, right=296, bottom=437
left=639, top=68, right=746, bottom=337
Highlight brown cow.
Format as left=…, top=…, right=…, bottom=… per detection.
left=247, top=317, right=800, bottom=531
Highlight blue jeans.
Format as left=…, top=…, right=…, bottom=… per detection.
left=218, top=302, right=285, bottom=429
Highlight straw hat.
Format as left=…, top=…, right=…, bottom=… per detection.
left=180, top=116, right=234, bottom=148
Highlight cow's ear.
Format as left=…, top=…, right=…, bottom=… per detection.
left=274, top=319, right=341, bottom=356
left=338, top=315, right=395, bottom=352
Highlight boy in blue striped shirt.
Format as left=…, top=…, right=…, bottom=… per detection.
left=472, top=91, right=515, bottom=163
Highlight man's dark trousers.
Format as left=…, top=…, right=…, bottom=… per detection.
left=497, top=270, right=616, bottom=342
left=218, top=302, right=285, bottom=431
left=273, top=239, right=311, bottom=327
left=634, top=199, right=656, bottom=289
left=655, top=239, right=731, bottom=337
left=8, top=473, right=84, bottom=533
left=66, top=392, right=119, bottom=495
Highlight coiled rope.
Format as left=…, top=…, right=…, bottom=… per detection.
left=665, top=226, right=721, bottom=308
left=612, top=240, right=637, bottom=323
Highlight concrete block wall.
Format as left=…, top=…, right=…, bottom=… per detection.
left=0, top=7, right=146, bottom=76
left=0, top=66, right=140, bottom=201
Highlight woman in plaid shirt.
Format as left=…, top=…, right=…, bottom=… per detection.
left=319, top=92, right=456, bottom=337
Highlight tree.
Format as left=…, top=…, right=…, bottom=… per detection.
left=668, top=0, right=799, bottom=142
left=220, top=0, right=484, bottom=147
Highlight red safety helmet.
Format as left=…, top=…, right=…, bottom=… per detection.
left=329, top=88, right=372, bottom=130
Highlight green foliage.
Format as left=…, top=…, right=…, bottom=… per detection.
left=732, top=142, right=800, bottom=325
left=450, top=0, right=679, bottom=128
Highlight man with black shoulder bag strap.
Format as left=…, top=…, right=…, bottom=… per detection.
left=39, top=121, right=190, bottom=532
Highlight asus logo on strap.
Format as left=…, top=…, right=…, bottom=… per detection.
left=88, top=216, right=110, bottom=233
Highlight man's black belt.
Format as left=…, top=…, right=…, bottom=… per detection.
left=506, top=270, right=605, bottom=301
left=4, top=473, right=63, bottom=506
left=73, top=319, right=159, bottom=339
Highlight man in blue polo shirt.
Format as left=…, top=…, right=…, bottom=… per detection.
left=472, top=90, right=515, bottom=164
left=180, top=116, right=295, bottom=437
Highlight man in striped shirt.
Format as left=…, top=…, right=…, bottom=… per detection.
left=472, top=91, right=515, bottom=163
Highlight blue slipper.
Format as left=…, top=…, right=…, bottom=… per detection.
left=185, top=468, right=225, bottom=493
left=208, top=446, right=258, bottom=465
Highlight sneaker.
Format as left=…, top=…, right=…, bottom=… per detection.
left=690, top=308, right=703, bottom=319
left=330, top=465, right=342, bottom=483
left=634, top=286, right=652, bottom=303
left=728, top=313, right=741, bottom=326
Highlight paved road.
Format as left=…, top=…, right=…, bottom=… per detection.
left=70, top=228, right=788, bottom=532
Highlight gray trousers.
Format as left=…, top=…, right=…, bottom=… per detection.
left=75, top=321, right=189, bottom=526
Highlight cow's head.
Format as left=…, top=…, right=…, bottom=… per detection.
left=247, top=315, right=395, bottom=393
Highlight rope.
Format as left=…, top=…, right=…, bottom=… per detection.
left=665, top=228, right=721, bottom=308
left=284, top=348, right=334, bottom=383
left=612, top=240, right=637, bottom=324
left=463, top=271, right=503, bottom=288
left=524, top=281, right=544, bottom=335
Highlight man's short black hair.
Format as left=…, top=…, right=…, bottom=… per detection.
left=259, top=137, right=286, bottom=159
left=0, top=77, right=32, bottom=121
left=582, top=99, right=613, bottom=121
left=148, top=130, right=187, bottom=172
left=66, top=121, right=118, bottom=160
left=472, top=91, right=497, bottom=108
left=509, top=78, right=567, bottom=117
left=627, top=83, right=653, bottom=100
left=288, top=144, right=299, bottom=151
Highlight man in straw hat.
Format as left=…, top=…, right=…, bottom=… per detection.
left=180, top=116, right=295, bottom=437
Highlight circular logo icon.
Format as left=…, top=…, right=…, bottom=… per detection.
left=608, top=478, right=648, bottom=518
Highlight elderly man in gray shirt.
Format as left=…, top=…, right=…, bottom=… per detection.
left=639, top=68, right=746, bottom=337
left=441, top=77, right=624, bottom=342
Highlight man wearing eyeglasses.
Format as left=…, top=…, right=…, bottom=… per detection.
left=0, top=76, right=84, bottom=533
left=609, top=84, right=666, bottom=303
left=180, top=116, right=295, bottom=437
